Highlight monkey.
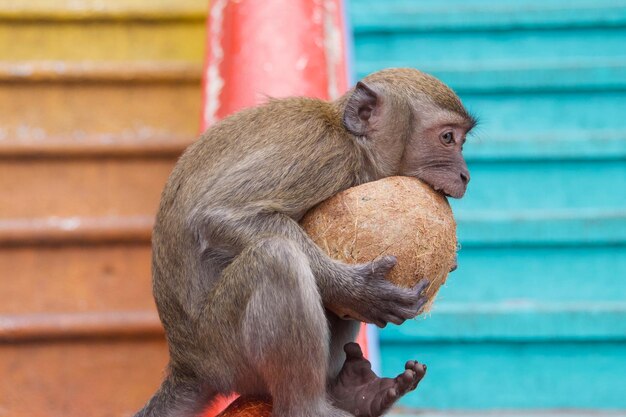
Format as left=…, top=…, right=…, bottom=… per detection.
left=135, top=68, right=476, bottom=417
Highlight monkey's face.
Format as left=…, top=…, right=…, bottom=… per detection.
left=342, top=77, right=474, bottom=198
left=400, top=109, right=472, bottom=199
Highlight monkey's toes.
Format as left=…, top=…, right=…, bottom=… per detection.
left=371, top=369, right=421, bottom=416
left=344, top=342, right=364, bottom=360
left=395, top=369, right=416, bottom=394
left=404, top=360, right=427, bottom=391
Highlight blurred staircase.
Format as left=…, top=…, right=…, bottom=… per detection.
left=350, top=0, right=626, bottom=414
left=3, top=0, right=626, bottom=416
left=0, top=1, right=207, bottom=416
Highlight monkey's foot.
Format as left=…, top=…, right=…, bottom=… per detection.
left=330, top=343, right=426, bottom=417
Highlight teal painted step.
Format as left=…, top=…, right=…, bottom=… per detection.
left=357, top=56, right=626, bottom=94
left=380, top=340, right=626, bottom=409
left=460, top=92, right=626, bottom=141
left=453, top=160, right=626, bottom=211
left=350, top=0, right=626, bottom=412
left=456, top=211, right=626, bottom=245
left=351, top=0, right=626, bottom=31
left=354, top=30, right=626, bottom=64
left=444, top=245, right=626, bottom=302
left=357, top=59, right=626, bottom=93
left=354, top=38, right=626, bottom=93
left=454, top=96, right=626, bottom=211
left=463, top=131, right=626, bottom=161
left=351, top=1, right=626, bottom=93
left=383, top=303, right=626, bottom=341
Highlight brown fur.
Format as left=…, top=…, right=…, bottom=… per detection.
left=362, top=68, right=475, bottom=125
left=135, top=68, right=474, bottom=417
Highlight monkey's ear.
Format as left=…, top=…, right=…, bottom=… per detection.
left=343, top=81, right=379, bottom=136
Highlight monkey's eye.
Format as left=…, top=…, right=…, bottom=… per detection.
left=441, top=131, right=455, bottom=145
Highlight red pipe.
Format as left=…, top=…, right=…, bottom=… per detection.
left=200, top=0, right=350, bottom=130
left=199, top=1, right=363, bottom=415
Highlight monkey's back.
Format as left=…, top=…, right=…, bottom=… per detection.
left=150, top=97, right=363, bottom=354
left=162, top=97, right=364, bottom=224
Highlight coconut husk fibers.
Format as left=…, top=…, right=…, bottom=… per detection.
left=301, top=176, right=457, bottom=314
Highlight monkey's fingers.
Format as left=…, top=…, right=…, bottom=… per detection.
left=450, top=254, right=458, bottom=272
left=367, top=255, right=397, bottom=276
left=380, top=313, right=407, bottom=326
left=412, top=278, right=430, bottom=296
left=376, top=280, right=431, bottom=323
left=377, top=283, right=421, bottom=306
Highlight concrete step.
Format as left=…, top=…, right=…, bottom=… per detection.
left=0, top=158, right=174, bottom=218
left=0, top=61, right=200, bottom=158
left=1, top=336, right=167, bottom=417
left=0, top=239, right=153, bottom=314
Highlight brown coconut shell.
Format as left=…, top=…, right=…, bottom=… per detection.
left=300, top=176, right=457, bottom=313
left=215, top=396, right=272, bottom=417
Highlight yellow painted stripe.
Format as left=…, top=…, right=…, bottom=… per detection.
left=0, top=0, right=207, bottom=20
left=0, top=21, right=206, bottom=61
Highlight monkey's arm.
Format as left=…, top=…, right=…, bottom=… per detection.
left=200, top=207, right=428, bottom=327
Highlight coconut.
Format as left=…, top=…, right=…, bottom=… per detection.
left=215, top=178, right=455, bottom=416
left=300, top=176, right=457, bottom=314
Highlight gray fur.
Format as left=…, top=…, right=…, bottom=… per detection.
left=135, top=68, right=474, bottom=417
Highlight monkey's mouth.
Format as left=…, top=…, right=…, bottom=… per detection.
left=415, top=174, right=466, bottom=199
left=432, top=184, right=465, bottom=199
left=432, top=185, right=447, bottom=195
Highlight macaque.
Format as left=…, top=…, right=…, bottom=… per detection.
left=135, top=68, right=476, bottom=417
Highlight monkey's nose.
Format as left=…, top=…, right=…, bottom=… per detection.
left=460, top=171, right=470, bottom=185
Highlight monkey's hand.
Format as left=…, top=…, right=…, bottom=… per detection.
left=332, top=256, right=430, bottom=328
left=450, top=253, right=458, bottom=272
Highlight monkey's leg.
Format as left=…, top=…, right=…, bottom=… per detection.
left=133, top=371, right=215, bottom=417
left=327, top=312, right=361, bottom=379
left=330, top=343, right=426, bottom=417
left=217, top=237, right=353, bottom=417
